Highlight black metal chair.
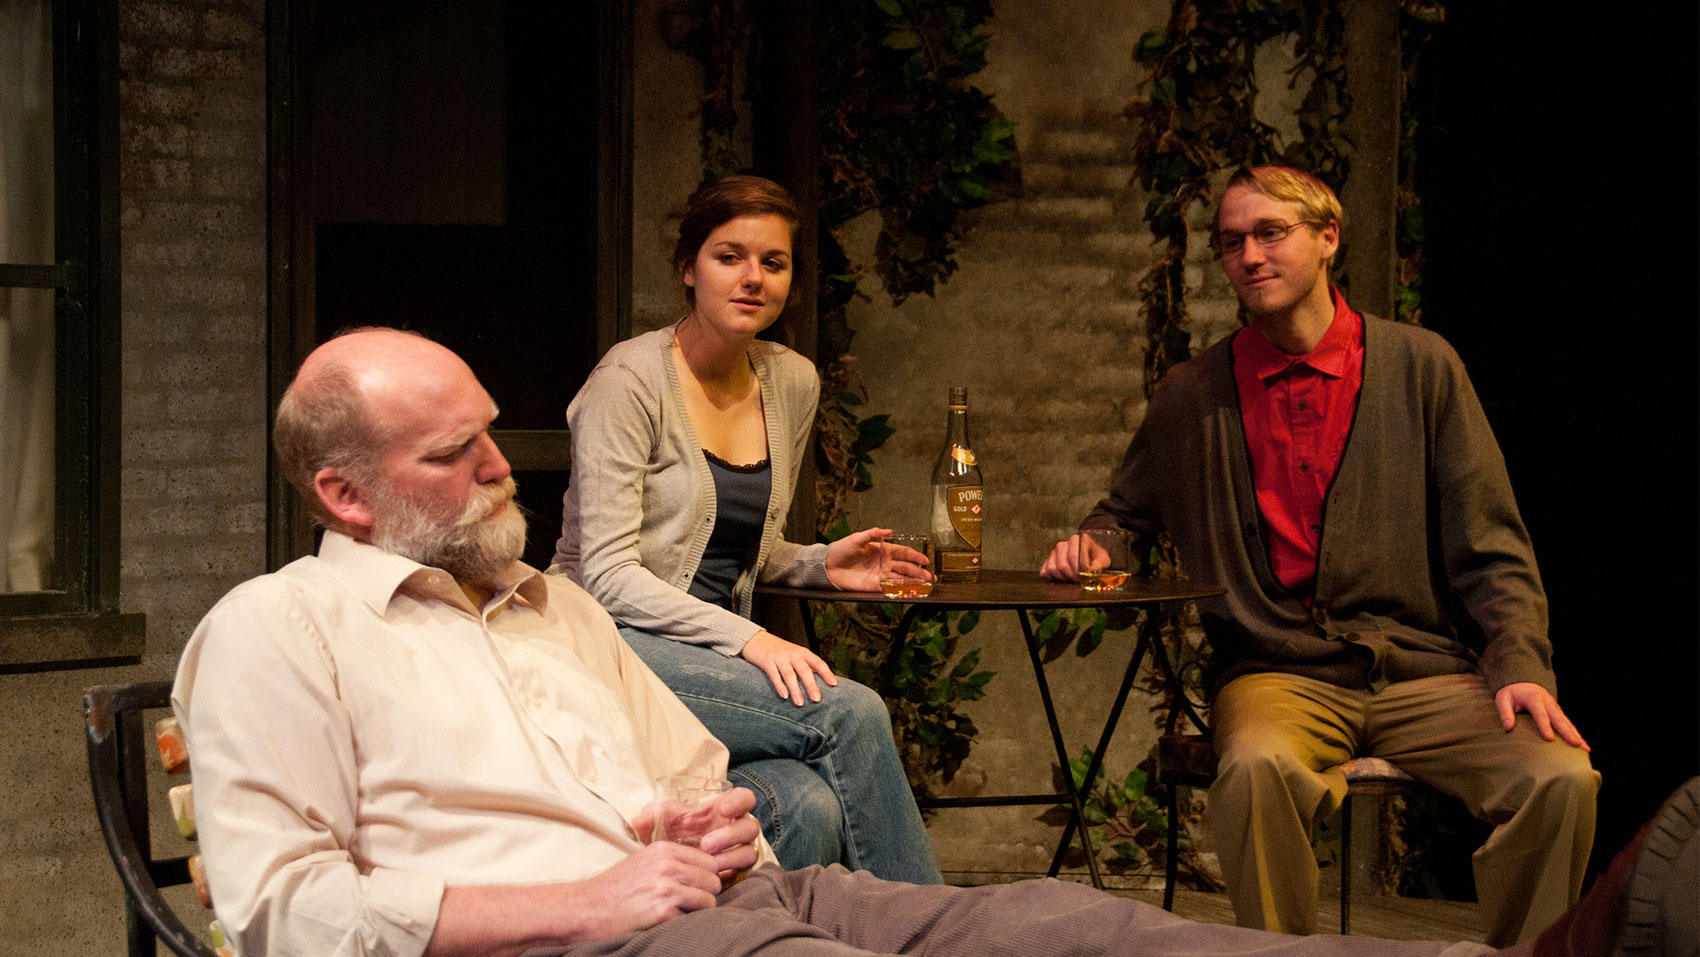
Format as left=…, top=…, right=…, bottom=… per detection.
left=1158, top=725, right=1429, bottom=934
left=84, top=680, right=218, bottom=957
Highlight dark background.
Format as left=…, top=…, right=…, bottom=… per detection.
left=1420, top=2, right=1699, bottom=872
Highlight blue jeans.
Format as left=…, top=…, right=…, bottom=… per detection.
left=619, top=626, right=942, bottom=884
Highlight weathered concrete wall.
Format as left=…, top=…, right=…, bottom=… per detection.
left=630, top=0, right=719, bottom=337
left=0, top=1, right=269, bottom=953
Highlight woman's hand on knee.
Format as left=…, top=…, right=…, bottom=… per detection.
left=739, top=630, right=837, bottom=706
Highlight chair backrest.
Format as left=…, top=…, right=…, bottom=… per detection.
left=84, top=681, right=219, bottom=957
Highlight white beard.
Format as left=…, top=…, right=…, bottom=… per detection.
left=368, top=477, right=527, bottom=585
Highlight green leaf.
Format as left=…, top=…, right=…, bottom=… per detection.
left=955, top=174, right=993, bottom=201
left=972, top=140, right=1013, bottom=165
left=951, top=648, right=981, bottom=676
left=980, top=117, right=1015, bottom=142
left=875, top=0, right=903, bottom=15
left=885, top=30, right=921, bottom=50
left=1398, top=206, right=1426, bottom=246
left=1150, top=76, right=1178, bottom=106
left=1081, top=615, right=1107, bottom=654
left=1134, top=29, right=1169, bottom=66
left=856, top=413, right=896, bottom=448
left=956, top=609, right=980, bottom=633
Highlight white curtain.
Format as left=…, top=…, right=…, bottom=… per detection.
left=0, top=0, right=56, bottom=592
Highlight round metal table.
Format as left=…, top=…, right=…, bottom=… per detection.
left=758, top=569, right=1224, bottom=887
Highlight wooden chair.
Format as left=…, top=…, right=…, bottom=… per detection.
left=84, top=680, right=222, bottom=957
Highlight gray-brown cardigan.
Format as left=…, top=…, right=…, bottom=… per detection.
left=1084, top=315, right=1555, bottom=698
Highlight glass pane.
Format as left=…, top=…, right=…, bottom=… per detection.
left=0, top=0, right=57, bottom=592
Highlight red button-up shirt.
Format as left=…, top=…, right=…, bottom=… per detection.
left=1232, top=290, right=1364, bottom=601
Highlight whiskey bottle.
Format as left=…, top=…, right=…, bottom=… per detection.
left=930, top=386, right=982, bottom=582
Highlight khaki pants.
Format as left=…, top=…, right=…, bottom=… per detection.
left=1208, top=672, right=1598, bottom=946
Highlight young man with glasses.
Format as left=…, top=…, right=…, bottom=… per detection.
left=1042, top=166, right=1597, bottom=946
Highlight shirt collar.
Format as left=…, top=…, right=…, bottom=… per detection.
left=318, top=529, right=548, bottom=617
left=1234, top=287, right=1362, bottom=383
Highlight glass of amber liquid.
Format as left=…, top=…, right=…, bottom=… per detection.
left=879, top=534, right=935, bottom=598
left=1077, top=528, right=1132, bottom=592
left=651, top=775, right=734, bottom=847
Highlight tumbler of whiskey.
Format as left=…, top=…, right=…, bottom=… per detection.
left=878, top=533, right=935, bottom=599
left=1077, top=528, right=1132, bottom=592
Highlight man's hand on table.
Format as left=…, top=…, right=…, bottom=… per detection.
left=1495, top=681, right=1591, bottom=751
left=1040, top=534, right=1083, bottom=582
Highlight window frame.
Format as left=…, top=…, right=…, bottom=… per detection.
left=0, top=0, right=143, bottom=672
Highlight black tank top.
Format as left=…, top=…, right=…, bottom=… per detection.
left=686, top=450, right=772, bottom=610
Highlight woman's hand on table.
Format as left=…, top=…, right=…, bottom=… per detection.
left=740, top=630, right=837, bottom=705
left=823, top=526, right=893, bottom=592
left=1040, top=534, right=1083, bottom=582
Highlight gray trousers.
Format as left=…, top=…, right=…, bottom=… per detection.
left=535, top=865, right=1496, bottom=956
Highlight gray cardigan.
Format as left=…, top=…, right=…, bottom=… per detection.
left=1086, top=315, right=1555, bottom=698
left=552, top=323, right=831, bottom=655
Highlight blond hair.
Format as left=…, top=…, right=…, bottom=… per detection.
left=1215, top=166, right=1345, bottom=234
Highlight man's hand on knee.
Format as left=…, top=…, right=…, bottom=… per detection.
left=570, top=842, right=729, bottom=939
left=1495, top=681, right=1591, bottom=751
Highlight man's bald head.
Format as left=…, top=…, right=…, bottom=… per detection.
left=273, top=328, right=469, bottom=525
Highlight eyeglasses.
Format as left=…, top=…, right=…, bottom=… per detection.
left=1214, top=220, right=1321, bottom=257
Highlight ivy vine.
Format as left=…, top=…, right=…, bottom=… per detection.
left=684, top=0, right=1018, bottom=801
left=1396, top=2, right=1446, bottom=324
left=1114, top=0, right=1448, bottom=889
left=813, top=0, right=1017, bottom=802
left=1126, top=0, right=1352, bottom=391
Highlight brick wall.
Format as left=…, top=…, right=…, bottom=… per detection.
left=117, top=0, right=269, bottom=647
left=0, top=2, right=269, bottom=953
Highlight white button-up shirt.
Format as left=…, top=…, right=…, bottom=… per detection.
left=174, top=531, right=763, bottom=956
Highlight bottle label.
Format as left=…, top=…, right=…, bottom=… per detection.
left=950, top=446, right=977, bottom=466
left=947, top=485, right=982, bottom=547
left=938, top=550, right=981, bottom=575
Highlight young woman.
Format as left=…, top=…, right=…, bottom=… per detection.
left=552, top=175, right=941, bottom=883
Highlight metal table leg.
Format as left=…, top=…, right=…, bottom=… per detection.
left=1015, top=608, right=1105, bottom=888
left=1045, top=616, right=1156, bottom=881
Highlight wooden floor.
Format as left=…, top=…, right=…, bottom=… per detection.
left=943, top=874, right=1486, bottom=945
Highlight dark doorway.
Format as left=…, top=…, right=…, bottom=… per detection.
left=306, top=0, right=618, bottom=569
